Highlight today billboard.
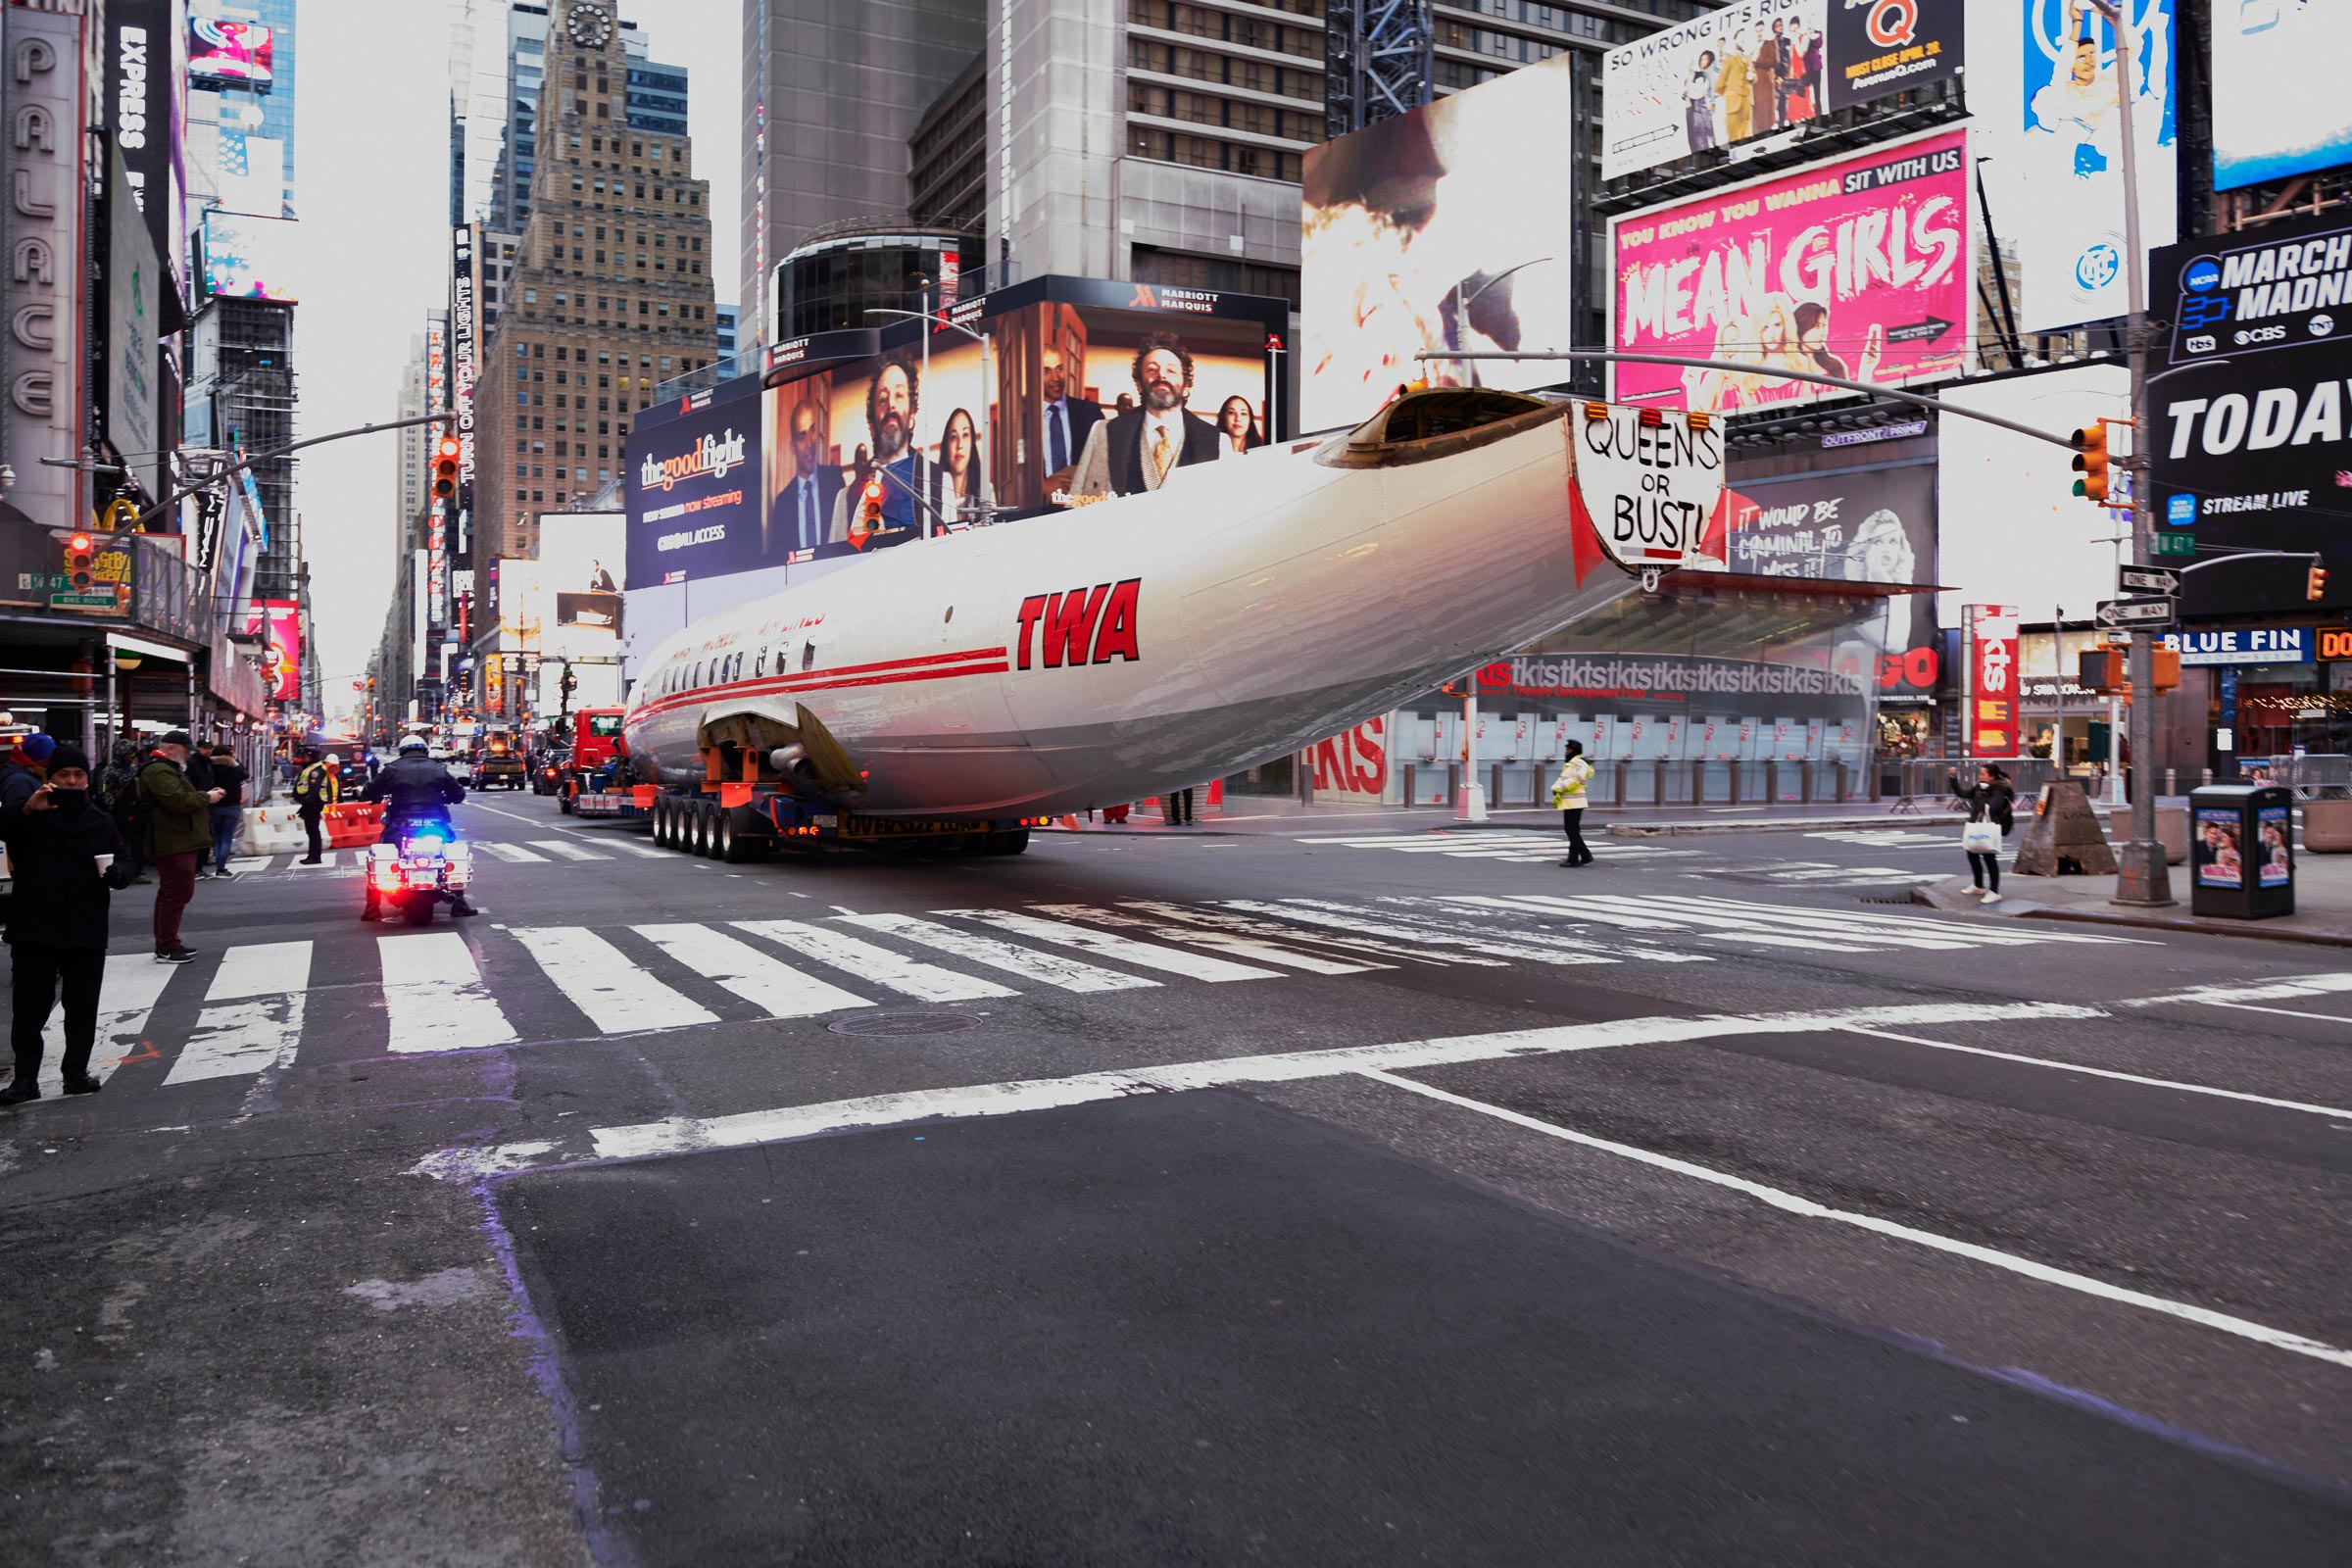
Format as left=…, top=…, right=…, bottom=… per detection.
left=1600, top=0, right=1966, bottom=182
left=1609, top=126, right=1973, bottom=415
left=2148, top=211, right=2352, bottom=615
left=2212, top=0, right=2352, bottom=191
left=1299, top=54, right=1580, bottom=430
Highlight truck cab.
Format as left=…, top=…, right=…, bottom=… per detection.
left=472, top=732, right=527, bottom=790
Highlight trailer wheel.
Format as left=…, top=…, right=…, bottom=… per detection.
left=984, top=829, right=1031, bottom=856
left=720, top=808, right=760, bottom=864
left=714, top=809, right=737, bottom=862
left=689, top=799, right=712, bottom=858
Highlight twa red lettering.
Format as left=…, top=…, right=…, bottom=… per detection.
left=1014, top=578, right=1143, bottom=668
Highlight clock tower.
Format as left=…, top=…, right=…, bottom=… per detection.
left=472, top=0, right=718, bottom=577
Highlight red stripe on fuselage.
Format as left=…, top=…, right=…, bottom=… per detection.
left=629, top=648, right=1012, bottom=723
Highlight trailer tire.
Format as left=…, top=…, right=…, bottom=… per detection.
left=690, top=800, right=714, bottom=858
left=653, top=796, right=673, bottom=848
left=984, top=829, right=1031, bottom=856
left=720, top=808, right=760, bottom=863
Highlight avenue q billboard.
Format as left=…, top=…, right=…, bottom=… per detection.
left=1609, top=126, right=1973, bottom=415
left=1601, top=0, right=1965, bottom=181
left=2149, top=211, right=2352, bottom=614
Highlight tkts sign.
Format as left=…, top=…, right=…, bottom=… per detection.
left=1966, top=604, right=2020, bottom=756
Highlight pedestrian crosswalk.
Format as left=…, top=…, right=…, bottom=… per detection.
left=217, top=834, right=648, bottom=876
left=10, top=892, right=2154, bottom=1105
left=1294, top=831, right=1704, bottom=865
left=1291, top=829, right=1947, bottom=887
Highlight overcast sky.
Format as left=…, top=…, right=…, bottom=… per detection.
left=293, top=0, right=741, bottom=705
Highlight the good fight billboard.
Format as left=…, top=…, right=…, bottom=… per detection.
left=624, top=382, right=761, bottom=587
left=1609, top=127, right=1973, bottom=415
left=1601, top=0, right=1965, bottom=181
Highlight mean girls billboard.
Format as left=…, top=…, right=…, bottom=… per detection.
left=1609, top=126, right=1974, bottom=415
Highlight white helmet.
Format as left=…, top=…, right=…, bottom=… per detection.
left=399, top=734, right=429, bottom=754
left=324, top=753, right=341, bottom=766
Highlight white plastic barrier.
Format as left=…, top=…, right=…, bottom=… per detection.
left=240, top=805, right=309, bottom=856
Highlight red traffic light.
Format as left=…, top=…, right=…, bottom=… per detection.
left=67, top=532, right=93, bottom=555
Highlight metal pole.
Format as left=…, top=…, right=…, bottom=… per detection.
left=1453, top=680, right=1486, bottom=822
left=2098, top=0, right=2171, bottom=906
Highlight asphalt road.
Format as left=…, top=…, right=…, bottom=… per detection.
left=4, top=796, right=2349, bottom=1566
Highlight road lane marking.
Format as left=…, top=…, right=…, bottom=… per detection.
left=558, top=1000, right=2098, bottom=1162
left=379, top=932, right=521, bottom=1054
left=2205, top=1001, right=2352, bottom=1024
left=1028, top=904, right=1382, bottom=974
left=617, top=842, right=667, bottom=858
left=164, top=942, right=314, bottom=1085
left=1420, top=897, right=1714, bottom=960
left=1358, top=1068, right=2352, bottom=1372
left=530, top=840, right=611, bottom=861
left=1642, top=893, right=2157, bottom=947
left=837, top=913, right=1157, bottom=993
left=733, top=919, right=1016, bottom=1003
left=2121, top=973, right=2352, bottom=1009
left=634, top=924, right=871, bottom=1018
left=1226, top=899, right=1613, bottom=966
left=476, top=842, right=550, bottom=863
left=1120, top=901, right=1499, bottom=967
left=35, top=956, right=180, bottom=1096
left=511, top=927, right=718, bottom=1033
left=1843, top=1027, right=2352, bottom=1119
left=1564, top=896, right=1968, bottom=953
left=943, top=909, right=1280, bottom=982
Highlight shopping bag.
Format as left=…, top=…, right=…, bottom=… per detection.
left=1961, top=821, right=2001, bottom=856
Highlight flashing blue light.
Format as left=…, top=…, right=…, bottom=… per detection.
left=404, top=834, right=446, bottom=852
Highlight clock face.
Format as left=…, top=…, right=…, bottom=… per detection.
left=566, top=4, right=612, bottom=47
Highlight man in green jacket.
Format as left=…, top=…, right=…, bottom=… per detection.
left=139, top=731, right=223, bottom=963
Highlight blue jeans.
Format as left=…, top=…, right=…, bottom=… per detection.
left=210, top=805, right=243, bottom=873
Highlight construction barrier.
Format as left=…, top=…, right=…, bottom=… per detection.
left=323, top=802, right=383, bottom=848
left=238, top=801, right=384, bottom=855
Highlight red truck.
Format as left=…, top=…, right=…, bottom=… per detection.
left=555, top=709, right=629, bottom=814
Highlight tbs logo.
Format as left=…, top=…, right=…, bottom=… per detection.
left=2184, top=334, right=2216, bottom=353
left=2234, top=325, right=2287, bottom=345
left=2075, top=243, right=2122, bottom=292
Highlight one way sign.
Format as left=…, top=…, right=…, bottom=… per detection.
left=2119, top=565, right=2180, bottom=595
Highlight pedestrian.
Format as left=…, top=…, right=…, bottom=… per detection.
left=292, top=748, right=340, bottom=864
left=100, top=736, right=149, bottom=884
left=203, top=742, right=248, bottom=880
left=0, top=745, right=138, bottom=1103
left=185, top=742, right=215, bottom=876
left=1551, top=739, right=1595, bottom=867
left=139, top=731, right=223, bottom=964
left=1949, top=762, right=2016, bottom=905
left=1164, top=786, right=1196, bottom=826
left=0, top=731, right=55, bottom=811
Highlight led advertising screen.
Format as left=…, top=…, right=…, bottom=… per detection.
left=2213, top=0, right=2352, bottom=190
left=188, top=18, right=272, bottom=86
left=244, top=600, right=301, bottom=704
left=1299, top=55, right=1580, bottom=431
left=2147, top=210, right=2352, bottom=614
left=201, top=211, right=298, bottom=303
left=1600, top=0, right=1965, bottom=181
left=1609, top=126, right=1973, bottom=414
left=624, top=383, right=760, bottom=588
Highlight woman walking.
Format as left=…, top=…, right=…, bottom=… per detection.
left=1551, top=739, right=1595, bottom=867
left=1949, top=763, right=2016, bottom=905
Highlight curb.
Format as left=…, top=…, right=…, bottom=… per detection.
left=1607, top=812, right=1968, bottom=838
left=1918, top=877, right=2352, bottom=948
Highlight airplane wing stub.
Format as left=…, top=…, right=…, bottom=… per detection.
left=696, top=701, right=865, bottom=797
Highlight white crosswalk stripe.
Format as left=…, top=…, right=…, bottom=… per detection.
left=734, top=919, right=1016, bottom=1003
left=1806, top=829, right=1964, bottom=850
left=1222, top=898, right=1616, bottom=966
left=512, top=927, right=718, bottom=1033
left=529, top=840, right=611, bottom=861
left=1514, top=893, right=2150, bottom=955
left=944, top=909, right=1280, bottom=982
left=1296, top=832, right=1704, bottom=865
left=616, top=841, right=668, bottom=858
left=476, top=841, right=550, bottom=863
left=164, top=941, right=313, bottom=1084
left=34, top=955, right=178, bottom=1097
left=634, top=924, right=871, bottom=1019
left=1028, top=904, right=1384, bottom=974
left=1120, top=900, right=1504, bottom=968
left=380, top=932, right=520, bottom=1054
left=837, top=912, right=1157, bottom=993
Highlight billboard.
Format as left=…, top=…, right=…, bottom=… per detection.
left=1609, top=126, right=1973, bottom=414
left=188, top=18, right=273, bottom=86
left=1300, top=55, right=1581, bottom=430
left=2148, top=211, right=2352, bottom=615
left=1966, top=605, right=2022, bottom=757
left=624, top=385, right=761, bottom=587
left=105, top=147, right=162, bottom=503
left=1600, top=0, right=1966, bottom=181
left=201, top=212, right=298, bottom=303
left=245, top=601, right=301, bottom=704
left=535, top=510, right=626, bottom=705
left=1997, top=0, right=2179, bottom=333
left=2213, top=1, right=2349, bottom=191
left=108, top=0, right=175, bottom=266
left=1714, top=461, right=1939, bottom=697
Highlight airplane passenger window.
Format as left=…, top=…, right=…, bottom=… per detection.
left=802, top=641, right=814, bottom=672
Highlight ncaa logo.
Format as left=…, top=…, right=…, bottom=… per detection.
left=2076, top=243, right=2122, bottom=292
left=2184, top=334, right=2216, bottom=353
left=2166, top=495, right=2196, bottom=526
left=2182, top=257, right=2223, bottom=293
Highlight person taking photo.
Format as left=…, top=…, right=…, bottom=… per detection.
left=0, top=744, right=138, bottom=1103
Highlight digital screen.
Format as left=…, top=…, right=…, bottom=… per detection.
left=188, top=18, right=273, bottom=86
left=202, top=211, right=298, bottom=303
left=2214, top=0, right=2352, bottom=190
left=244, top=600, right=300, bottom=704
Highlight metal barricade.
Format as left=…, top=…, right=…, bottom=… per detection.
left=2264, top=754, right=2352, bottom=800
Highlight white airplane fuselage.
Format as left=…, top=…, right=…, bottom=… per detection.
left=623, top=396, right=1635, bottom=817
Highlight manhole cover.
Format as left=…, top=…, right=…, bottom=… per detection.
left=828, top=1010, right=983, bottom=1037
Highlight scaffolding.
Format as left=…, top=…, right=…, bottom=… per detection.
left=1323, top=0, right=1432, bottom=140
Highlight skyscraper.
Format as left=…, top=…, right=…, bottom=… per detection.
left=474, top=0, right=720, bottom=565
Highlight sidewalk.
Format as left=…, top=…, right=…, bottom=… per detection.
left=1042, top=795, right=2008, bottom=837
left=1918, top=856, right=2352, bottom=948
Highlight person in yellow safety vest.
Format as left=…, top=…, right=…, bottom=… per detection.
left=1549, top=739, right=1595, bottom=868
left=293, top=749, right=341, bottom=865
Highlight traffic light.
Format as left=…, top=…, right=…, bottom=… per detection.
left=2071, top=422, right=2111, bottom=504
left=432, top=437, right=462, bottom=502
left=850, top=474, right=885, bottom=548
left=2309, top=563, right=2329, bottom=602
left=64, top=531, right=95, bottom=591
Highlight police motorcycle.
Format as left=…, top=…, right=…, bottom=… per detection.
left=362, top=736, right=479, bottom=925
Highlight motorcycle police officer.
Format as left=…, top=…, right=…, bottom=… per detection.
left=361, top=736, right=477, bottom=920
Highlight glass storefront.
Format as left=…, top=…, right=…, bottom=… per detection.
left=2223, top=661, right=2352, bottom=760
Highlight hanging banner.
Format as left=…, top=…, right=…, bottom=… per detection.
left=1610, top=126, right=1974, bottom=415
left=1967, top=605, right=2022, bottom=757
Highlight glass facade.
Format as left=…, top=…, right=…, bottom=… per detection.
left=773, top=231, right=972, bottom=337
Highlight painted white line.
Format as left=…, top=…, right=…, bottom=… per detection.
left=572, top=1000, right=2100, bottom=1162
left=1647, top=893, right=2159, bottom=948
left=946, top=909, right=1280, bottom=982
left=476, top=841, right=550, bottom=863
left=838, top=912, right=1157, bottom=993
left=1422, top=896, right=1714, bottom=961
left=2205, top=1000, right=2352, bottom=1025
left=1121, top=901, right=1497, bottom=968
left=1271, top=898, right=1626, bottom=966
left=617, top=842, right=667, bottom=858
left=290, top=852, right=338, bottom=870
left=529, top=840, right=611, bottom=862
left=1230, top=899, right=1616, bottom=966
left=35, top=955, right=181, bottom=1096
left=2120, top=973, right=2352, bottom=1009
left=733, top=919, right=1016, bottom=1002
left=164, top=942, right=313, bottom=1085
left=511, top=927, right=718, bottom=1034
left=379, top=932, right=521, bottom=1054
left=1843, top=1027, right=2352, bottom=1119
left=634, top=924, right=871, bottom=1018
left=1566, top=896, right=1954, bottom=953
left=1029, top=904, right=1381, bottom=975
left=1359, top=1068, right=2352, bottom=1372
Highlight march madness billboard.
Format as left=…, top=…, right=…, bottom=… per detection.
left=1609, top=126, right=1974, bottom=415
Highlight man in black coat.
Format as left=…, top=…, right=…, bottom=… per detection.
left=0, top=744, right=135, bottom=1104
left=1068, top=331, right=1224, bottom=501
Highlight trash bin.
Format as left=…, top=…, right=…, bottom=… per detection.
left=2188, top=784, right=2295, bottom=918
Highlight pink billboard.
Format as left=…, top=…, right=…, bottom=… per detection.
left=1609, top=127, right=1973, bottom=415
